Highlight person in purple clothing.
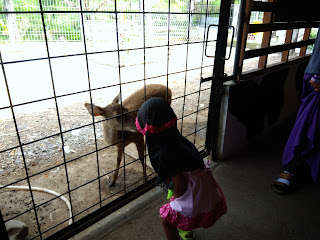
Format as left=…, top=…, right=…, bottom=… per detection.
left=272, top=28, right=320, bottom=194
left=135, top=97, right=227, bottom=240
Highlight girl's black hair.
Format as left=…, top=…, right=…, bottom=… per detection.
left=136, top=97, right=204, bottom=189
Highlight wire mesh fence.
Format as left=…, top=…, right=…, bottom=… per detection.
left=0, top=0, right=225, bottom=239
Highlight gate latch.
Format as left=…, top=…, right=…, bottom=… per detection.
left=205, top=24, right=235, bottom=60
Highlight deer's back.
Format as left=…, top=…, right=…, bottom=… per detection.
left=123, top=84, right=172, bottom=111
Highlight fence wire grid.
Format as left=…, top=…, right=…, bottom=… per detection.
left=0, top=0, right=227, bottom=239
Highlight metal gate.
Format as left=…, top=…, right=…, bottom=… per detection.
left=0, top=0, right=232, bottom=239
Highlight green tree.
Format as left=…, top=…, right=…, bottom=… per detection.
left=3, top=0, right=20, bottom=43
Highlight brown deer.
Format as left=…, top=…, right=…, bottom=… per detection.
left=85, top=84, right=172, bottom=187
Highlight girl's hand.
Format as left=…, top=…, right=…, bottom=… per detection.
left=310, top=80, right=320, bottom=92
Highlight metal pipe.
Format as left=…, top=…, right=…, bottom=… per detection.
left=216, top=85, right=230, bottom=160
left=233, top=0, right=246, bottom=79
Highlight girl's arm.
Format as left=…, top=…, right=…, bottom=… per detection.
left=171, top=172, right=188, bottom=198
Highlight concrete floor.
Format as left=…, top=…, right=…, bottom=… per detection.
left=74, top=123, right=320, bottom=240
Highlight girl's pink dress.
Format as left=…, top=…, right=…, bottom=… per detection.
left=159, top=164, right=227, bottom=231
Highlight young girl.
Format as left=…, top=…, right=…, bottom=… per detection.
left=135, top=97, right=227, bottom=240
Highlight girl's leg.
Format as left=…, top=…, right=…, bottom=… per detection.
left=160, top=217, right=180, bottom=240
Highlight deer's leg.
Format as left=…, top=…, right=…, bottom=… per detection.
left=135, top=138, right=147, bottom=183
left=109, top=146, right=123, bottom=187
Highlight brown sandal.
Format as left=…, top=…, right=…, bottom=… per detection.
left=271, top=172, right=294, bottom=194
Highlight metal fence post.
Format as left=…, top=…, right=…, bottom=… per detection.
left=0, top=211, right=9, bottom=240
left=203, top=0, right=232, bottom=161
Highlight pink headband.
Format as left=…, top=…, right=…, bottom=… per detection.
left=135, top=117, right=177, bottom=136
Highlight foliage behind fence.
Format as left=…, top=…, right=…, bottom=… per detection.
left=0, top=0, right=222, bottom=44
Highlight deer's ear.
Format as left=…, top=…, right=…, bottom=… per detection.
left=85, top=103, right=104, bottom=116
left=112, top=94, right=121, bottom=104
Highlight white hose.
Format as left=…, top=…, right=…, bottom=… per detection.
left=0, top=185, right=73, bottom=225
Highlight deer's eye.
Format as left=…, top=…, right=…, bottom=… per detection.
left=115, top=115, right=121, bottom=120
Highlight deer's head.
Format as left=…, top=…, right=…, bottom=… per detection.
left=85, top=94, right=138, bottom=132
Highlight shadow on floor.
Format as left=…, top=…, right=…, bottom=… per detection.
left=102, top=119, right=320, bottom=240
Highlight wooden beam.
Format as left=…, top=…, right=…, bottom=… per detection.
left=239, top=56, right=311, bottom=82
left=248, top=21, right=320, bottom=33
left=251, top=1, right=277, bottom=12
left=245, top=39, right=315, bottom=59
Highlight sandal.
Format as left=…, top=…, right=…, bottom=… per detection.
left=178, top=229, right=195, bottom=240
left=271, top=172, right=294, bottom=194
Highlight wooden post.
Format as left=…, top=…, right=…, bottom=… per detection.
left=281, top=29, right=293, bottom=62
left=258, top=0, right=276, bottom=69
left=300, top=28, right=311, bottom=57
